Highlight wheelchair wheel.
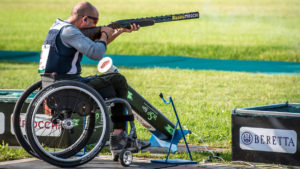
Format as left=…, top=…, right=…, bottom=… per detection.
left=25, top=80, right=110, bottom=167
left=12, top=81, right=42, bottom=158
left=12, top=80, right=92, bottom=159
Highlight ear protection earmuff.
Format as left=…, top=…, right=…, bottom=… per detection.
left=84, top=18, right=87, bottom=22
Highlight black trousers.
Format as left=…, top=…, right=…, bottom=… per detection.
left=85, top=73, right=128, bottom=130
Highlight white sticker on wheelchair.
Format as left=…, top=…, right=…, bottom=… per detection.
left=132, top=111, right=156, bottom=131
left=11, top=113, right=61, bottom=137
left=0, top=112, right=4, bottom=134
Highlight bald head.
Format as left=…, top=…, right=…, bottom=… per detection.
left=71, top=1, right=98, bottom=18
left=68, top=1, right=99, bottom=28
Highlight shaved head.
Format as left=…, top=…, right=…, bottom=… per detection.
left=71, top=1, right=98, bottom=18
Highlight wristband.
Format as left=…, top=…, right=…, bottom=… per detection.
left=101, top=31, right=109, bottom=41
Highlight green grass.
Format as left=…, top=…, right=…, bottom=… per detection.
left=0, top=141, right=31, bottom=161
left=1, top=62, right=299, bottom=147
left=0, top=0, right=300, bottom=61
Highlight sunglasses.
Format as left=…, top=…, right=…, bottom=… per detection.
left=80, top=15, right=98, bottom=24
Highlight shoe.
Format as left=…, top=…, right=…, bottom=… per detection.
left=126, top=139, right=151, bottom=151
left=138, top=140, right=151, bottom=150
left=110, top=131, right=128, bottom=153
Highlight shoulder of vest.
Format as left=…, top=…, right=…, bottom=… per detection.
left=50, top=19, right=72, bottom=31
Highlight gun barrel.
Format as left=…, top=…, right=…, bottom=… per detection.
left=144, top=12, right=200, bottom=23
left=108, top=11, right=199, bottom=29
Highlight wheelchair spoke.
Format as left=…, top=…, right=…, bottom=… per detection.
left=57, top=129, right=66, bottom=151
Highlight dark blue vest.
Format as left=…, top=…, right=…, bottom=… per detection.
left=39, top=19, right=82, bottom=75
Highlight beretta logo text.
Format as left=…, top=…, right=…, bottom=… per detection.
left=240, top=127, right=297, bottom=154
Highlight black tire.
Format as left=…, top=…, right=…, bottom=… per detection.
left=120, top=149, right=133, bottom=167
left=25, top=80, right=110, bottom=167
left=12, top=81, right=42, bottom=158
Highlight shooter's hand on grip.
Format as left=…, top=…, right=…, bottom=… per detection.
left=100, top=26, right=114, bottom=44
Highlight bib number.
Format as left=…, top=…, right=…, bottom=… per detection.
left=38, top=44, right=50, bottom=74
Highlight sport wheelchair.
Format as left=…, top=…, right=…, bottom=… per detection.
left=12, top=78, right=139, bottom=167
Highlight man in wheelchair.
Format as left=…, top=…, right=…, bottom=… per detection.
left=38, top=1, right=150, bottom=153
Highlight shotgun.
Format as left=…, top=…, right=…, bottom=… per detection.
left=81, top=12, right=199, bottom=40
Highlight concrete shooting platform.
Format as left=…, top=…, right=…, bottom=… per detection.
left=1, top=156, right=297, bottom=169
left=0, top=156, right=204, bottom=169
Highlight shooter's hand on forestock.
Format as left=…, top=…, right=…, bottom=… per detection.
left=119, top=23, right=140, bottom=33
left=106, top=23, right=140, bottom=44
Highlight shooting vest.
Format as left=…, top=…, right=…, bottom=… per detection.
left=38, top=19, right=82, bottom=75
